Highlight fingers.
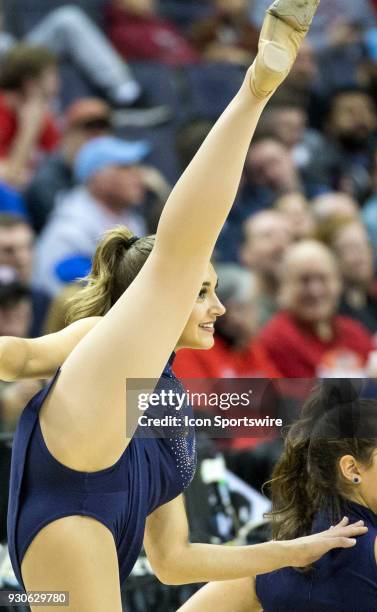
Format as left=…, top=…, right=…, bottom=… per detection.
left=325, top=521, right=368, bottom=549
left=330, top=537, right=357, bottom=549
left=338, top=523, right=368, bottom=537
left=330, top=516, right=349, bottom=529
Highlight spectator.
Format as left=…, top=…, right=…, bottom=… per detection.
left=274, top=192, right=315, bottom=241
left=0, top=266, right=32, bottom=337
left=173, top=263, right=281, bottom=379
left=0, top=44, right=60, bottom=189
left=257, top=102, right=330, bottom=195
left=0, top=214, right=50, bottom=336
left=0, top=266, right=42, bottom=432
left=105, top=0, right=200, bottom=66
left=322, top=86, right=377, bottom=201
left=311, top=191, right=360, bottom=223
left=319, top=217, right=377, bottom=333
left=239, top=210, right=293, bottom=325
left=216, top=137, right=302, bottom=261
left=189, top=0, right=258, bottom=65
left=0, top=4, right=168, bottom=120
left=33, top=135, right=164, bottom=296
left=176, top=118, right=214, bottom=172
left=246, top=136, right=302, bottom=197
left=25, top=98, right=113, bottom=233
left=257, top=240, right=374, bottom=377
left=362, top=150, right=377, bottom=257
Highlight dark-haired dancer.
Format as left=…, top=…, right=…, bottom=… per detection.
left=5, top=2, right=368, bottom=611
left=179, top=381, right=377, bottom=612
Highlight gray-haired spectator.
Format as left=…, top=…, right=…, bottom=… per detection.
left=240, top=210, right=293, bottom=325
left=257, top=240, right=374, bottom=377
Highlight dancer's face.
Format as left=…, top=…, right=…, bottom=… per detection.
left=177, top=263, right=226, bottom=350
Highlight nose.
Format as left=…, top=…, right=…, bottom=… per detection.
left=210, top=294, right=226, bottom=318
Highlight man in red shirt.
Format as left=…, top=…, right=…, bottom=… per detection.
left=257, top=240, right=374, bottom=378
left=0, top=44, right=60, bottom=189
left=105, top=0, right=199, bottom=67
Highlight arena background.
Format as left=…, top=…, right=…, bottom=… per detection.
left=0, top=0, right=377, bottom=609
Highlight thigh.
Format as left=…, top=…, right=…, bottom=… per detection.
left=178, top=577, right=262, bottom=612
left=21, top=515, right=122, bottom=612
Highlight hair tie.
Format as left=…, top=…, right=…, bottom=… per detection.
left=124, top=236, right=140, bottom=249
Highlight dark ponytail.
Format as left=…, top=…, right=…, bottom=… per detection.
left=266, top=380, right=377, bottom=540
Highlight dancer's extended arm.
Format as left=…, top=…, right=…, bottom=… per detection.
left=144, top=495, right=367, bottom=586
left=0, top=317, right=100, bottom=381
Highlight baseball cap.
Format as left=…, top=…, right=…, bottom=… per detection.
left=74, top=135, right=151, bottom=183
left=0, top=266, right=31, bottom=304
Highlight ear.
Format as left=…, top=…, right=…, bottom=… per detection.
left=339, top=454, right=361, bottom=484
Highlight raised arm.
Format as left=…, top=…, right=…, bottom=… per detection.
left=0, top=317, right=100, bottom=382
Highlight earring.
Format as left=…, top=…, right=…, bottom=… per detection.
left=353, top=476, right=361, bottom=484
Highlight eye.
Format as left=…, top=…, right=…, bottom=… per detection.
left=198, top=288, right=207, bottom=300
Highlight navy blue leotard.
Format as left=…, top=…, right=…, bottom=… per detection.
left=7, top=354, right=196, bottom=590
left=256, top=500, right=377, bottom=612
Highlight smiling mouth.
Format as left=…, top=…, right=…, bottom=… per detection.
left=199, top=322, right=215, bottom=332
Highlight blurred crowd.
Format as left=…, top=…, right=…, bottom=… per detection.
left=0, top=0, right=377, bottom=431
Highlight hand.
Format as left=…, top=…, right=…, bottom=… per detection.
left=287, top=517, right=368, bottom=567
left=139, top=165, right=171, bottom=200
left=17, top=90, right=48, bottom=134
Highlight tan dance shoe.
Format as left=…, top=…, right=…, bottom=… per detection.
left=249, top=0, right=320, bottom=99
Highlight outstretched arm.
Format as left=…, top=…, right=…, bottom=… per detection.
left=0, top=317, right=100, bottom=381
left=144, top=495, right=367, bottom=586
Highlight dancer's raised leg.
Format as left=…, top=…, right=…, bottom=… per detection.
left=40, top=0, right=321, bottom=473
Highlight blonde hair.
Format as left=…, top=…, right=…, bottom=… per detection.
left=67, top=226, right=155, bottom=324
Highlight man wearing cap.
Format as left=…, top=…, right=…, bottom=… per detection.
left=33, top=135, right=154, bottom=296
left=25, top=98, right=113, bottom=234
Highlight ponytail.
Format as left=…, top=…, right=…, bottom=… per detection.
left=66, top=226, right=155, bottom=324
